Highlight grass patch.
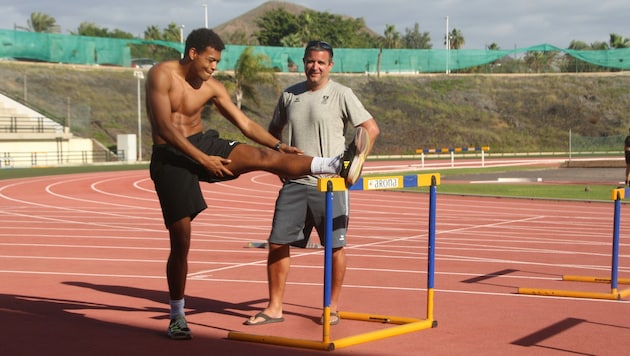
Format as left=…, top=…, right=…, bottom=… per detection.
left=437, top=183, right=616, bottom=201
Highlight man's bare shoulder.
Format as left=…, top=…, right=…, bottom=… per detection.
left=148, top=60, right=179, bottom=78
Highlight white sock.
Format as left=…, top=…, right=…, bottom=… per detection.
left=170, top=298, right=185, bottom=319
left=311, top=156, right=339, bottom=174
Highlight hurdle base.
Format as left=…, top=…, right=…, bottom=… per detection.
left=333, top=315, right=436, bottom=350
left=227, top=332, right=335, bottom=351
left=228, top=311, right=437, bottom=352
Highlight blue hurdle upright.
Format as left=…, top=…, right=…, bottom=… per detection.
left=228, top=173, right=440, bottom=351
left=518, top=187, right=630, bottom=300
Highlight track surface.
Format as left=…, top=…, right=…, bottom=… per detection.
left=1, top=160, right=629, bottom=355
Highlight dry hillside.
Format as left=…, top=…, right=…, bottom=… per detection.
left=212, top=0, right=379, bottom=44
left=213, top=1, right=310, bottom=43
left=1, top=60, right=630, bottom=159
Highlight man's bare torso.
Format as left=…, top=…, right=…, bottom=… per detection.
left=147, top=60, right=217, bottom=145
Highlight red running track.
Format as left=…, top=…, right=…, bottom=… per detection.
left=1, top=164, right=629, bottom=355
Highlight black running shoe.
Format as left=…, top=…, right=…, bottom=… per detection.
left=167, top=315, right=193, bottom=340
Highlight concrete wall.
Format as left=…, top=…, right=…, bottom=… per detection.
left=0, top=93, right=96, bottom=168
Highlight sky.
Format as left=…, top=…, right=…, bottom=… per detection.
left=2, top=0, right=629, bottom=50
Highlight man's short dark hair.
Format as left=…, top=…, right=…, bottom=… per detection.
left=304, top=40, right=333, bottom=59
left=184, top=28, right=225, bottom=56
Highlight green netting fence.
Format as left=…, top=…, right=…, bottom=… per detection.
left=2, top=30, right=630, bottom=72
left=571, top=134, right=625, bottom=153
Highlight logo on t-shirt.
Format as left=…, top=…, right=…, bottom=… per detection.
left=321, top=95, right=329, bottom=104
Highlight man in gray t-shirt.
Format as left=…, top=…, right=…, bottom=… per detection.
left=245, top=40, right=380, bottom=326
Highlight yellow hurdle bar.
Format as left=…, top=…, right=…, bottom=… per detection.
left=227, top=331, right=334, bottom=351
left=351, top=173, right=440, bottom=191
left=317, top=177, right=347, bottom=192
left=611, top=188, right=626, bottom=200
left=563, top=275, right=630, bottom=285
left=318, top=174, right=441, bottom=192
left=339, top=311, right=423, bottom=325
left=517, top=287, right=621, bottom=300
left=332, top=319, right=436, bottom=350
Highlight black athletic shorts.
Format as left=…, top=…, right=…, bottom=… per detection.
left=625, top=151, right=630, bottom=164
left=150, top=130, right=241, bottom=227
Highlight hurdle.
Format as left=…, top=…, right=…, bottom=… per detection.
left=228, top=173, right=440, bottom=351
left=518, top=187, right=630, bottom=300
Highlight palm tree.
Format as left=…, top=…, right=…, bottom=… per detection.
left=568, top=40, right=589, bottom=50
left=383, top=24, right=401, bottom=49
left=524, top=51, right=557, bottom=73
left=402, top=23, right=432, bottom=49
left=27, top=12, right=58, bottom=33
left=74, top=22, right=108, bottom=37
left=486, top=42, right=500, bottom=51
left=233, top=47, right=279, bottom=109
left=143, top=26, right=162, bottom=40
left=590, top=41, right=609, bottom=50
left=163, top=23, right=182, bottom=43
left=446, top=28, right=465, bottom=49
left=609, top=33, right=630, bottom=49
left=140, top=24, right=182, bottom=61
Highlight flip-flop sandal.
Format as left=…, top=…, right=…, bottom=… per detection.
left=244, top=312, right=284, bottom=326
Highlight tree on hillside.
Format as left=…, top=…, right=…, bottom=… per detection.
left=232, top=47, right=279, bottom=109
left=27, top=12, right=59, bottom=33
left=280, top=33, right=302, bottom=47
left=222, top=30, right=256, bottom=45
left=255, top=8, right=378, bottom=48
left=296, top=12, right=314, bottom=46
left=295, top=10, right=377, bottom=48
left=255, top=8, right=300, bottom=46
left=402, top=23, right=432, bottom=49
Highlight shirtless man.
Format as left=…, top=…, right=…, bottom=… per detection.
left=146, top=28, right=368, bottom=339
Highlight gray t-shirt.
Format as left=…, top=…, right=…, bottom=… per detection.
left=271, top=80, right=373, bottom=186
